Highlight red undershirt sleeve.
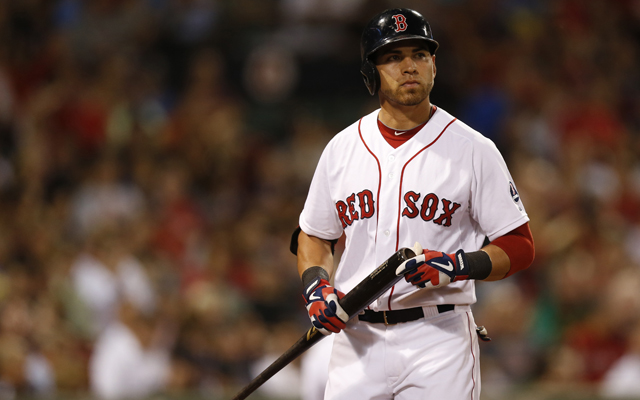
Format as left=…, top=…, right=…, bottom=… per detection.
left=489, top=222, right=535, bottom=278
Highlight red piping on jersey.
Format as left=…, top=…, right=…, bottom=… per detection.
left=388, top=116, right=457, bottom=311
left=395, top=116, right=457, bottom=251
left=358, top=117, right=383, bottom=312
left=358, top=118, right=382, bottom=240
left=467, top=312, right=477, bottom=399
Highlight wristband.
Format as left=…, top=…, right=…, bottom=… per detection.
left=301, top=266, right=330, bottom=288
left=465, top=250, right=492, bottom=280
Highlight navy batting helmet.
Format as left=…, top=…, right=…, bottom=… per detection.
left=360, top=8, right=439, bottom=96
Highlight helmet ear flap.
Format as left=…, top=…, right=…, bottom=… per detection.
left=360, top=60, right=379, bottom=96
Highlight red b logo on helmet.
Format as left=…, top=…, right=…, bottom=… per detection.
left=392, top=15, right=408, bottom=32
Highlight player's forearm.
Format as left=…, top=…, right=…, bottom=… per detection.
left=479, top=244, right=510, bottom=281
left=297, top=230, right=335, bottom=280
left=478, top=222, right=535, bottom=280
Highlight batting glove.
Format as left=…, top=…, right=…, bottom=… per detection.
left=303, top=277, right=348, bottom=335
left=395, top=242, right=469, bottom=289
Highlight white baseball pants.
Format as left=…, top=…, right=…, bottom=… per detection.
left=324, top=305, right=481, bottom=400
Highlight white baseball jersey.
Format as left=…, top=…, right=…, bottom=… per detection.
left=299, top=106, right=529, bottom=311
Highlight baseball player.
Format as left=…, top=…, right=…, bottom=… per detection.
left=291, top=8, right=535, bottom=400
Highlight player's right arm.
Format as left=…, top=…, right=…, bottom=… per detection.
left=297, top=230, right=335, bottom=280
left=294, top=131, right=353, bottom=334
left=297, top=230, right=348, bottom=335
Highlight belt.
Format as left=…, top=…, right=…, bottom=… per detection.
left=358, top=304, right=455, bottom=326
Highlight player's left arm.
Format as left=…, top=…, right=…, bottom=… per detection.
left=396, top=222, right=534, bottom=289
left=483, top=221, right=534, bottom=280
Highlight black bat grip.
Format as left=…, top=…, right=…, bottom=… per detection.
left=339, top=246, right=416, bottom=317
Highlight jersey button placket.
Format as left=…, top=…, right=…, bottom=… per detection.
left=376, top=151, right=398, bottom=280
left=384, top=154, right=395, bottom=239
left=384, top=153, right=396, bottom=242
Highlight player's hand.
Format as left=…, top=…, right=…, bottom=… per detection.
left=395, top=242, right=469, bottom=289
left=303, top=277, right=348, bottom=335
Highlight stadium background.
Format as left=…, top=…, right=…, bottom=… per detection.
left=0, top=0, right=639, bottom=399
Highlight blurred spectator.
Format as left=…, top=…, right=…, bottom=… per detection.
left=24, top=351, right=55, bottom=396
left=250, top=322, right=302, bottom=399
left=601, top=321, right=640, bottom=398
left=299, top=334, right=333, bottom=400
left=70, top=154, right=145, bottom=237
left=70, top=223, right=156, bottom=336
left=243, top=43, right=299, bottom=105
left=89, top=300, right=174, bottom=400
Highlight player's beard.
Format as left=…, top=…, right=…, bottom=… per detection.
left=381, top=81, right=432, bottom=106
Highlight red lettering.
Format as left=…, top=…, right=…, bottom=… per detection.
left=402, top=191, right=420, bottom=218
left=420, top=193, right=439, bottom=221
left=401, top=191, right=462, bottom=228
left=392, top=15, right=408, bottom=32
left=347, top=193, right=359, bottom=222
left=357, top=190, right=375, bottom=219
left=434, top=199, right=461, bottom=227
left=336, top=200, right=351, bottom=228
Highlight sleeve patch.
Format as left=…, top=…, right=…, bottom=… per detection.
left=509, top=181, right=522, bottom=210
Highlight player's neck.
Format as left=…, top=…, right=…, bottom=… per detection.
left=378, top=100, right=434, bottom=130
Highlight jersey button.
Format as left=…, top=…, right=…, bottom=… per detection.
left=384, top=230, right=390, bottom=236
left=388, top=173, right=394, bottom=179
left=388, top=155, right=395, bottom=161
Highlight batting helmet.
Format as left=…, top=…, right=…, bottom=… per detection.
left=360, top=8, right=439, bottom=96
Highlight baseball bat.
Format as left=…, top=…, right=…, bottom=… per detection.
left=230, top=246, right=416, bottom=400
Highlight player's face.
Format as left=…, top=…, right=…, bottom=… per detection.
left=374, top=40, right=436, bottom=106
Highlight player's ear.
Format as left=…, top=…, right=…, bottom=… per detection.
left=432, top=55, right=437, bottom=77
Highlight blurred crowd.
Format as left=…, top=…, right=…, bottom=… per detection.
left=0, top=0, right=639, bottom=399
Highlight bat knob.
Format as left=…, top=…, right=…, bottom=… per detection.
left=400, top=247, right=417, bottom=259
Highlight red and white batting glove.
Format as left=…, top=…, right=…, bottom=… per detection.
left=303, top=277, right=348, bottom=335
left=395, top=243, right=469, bottom=289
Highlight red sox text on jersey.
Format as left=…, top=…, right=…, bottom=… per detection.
left=336, top=190, right=461, bottom=229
